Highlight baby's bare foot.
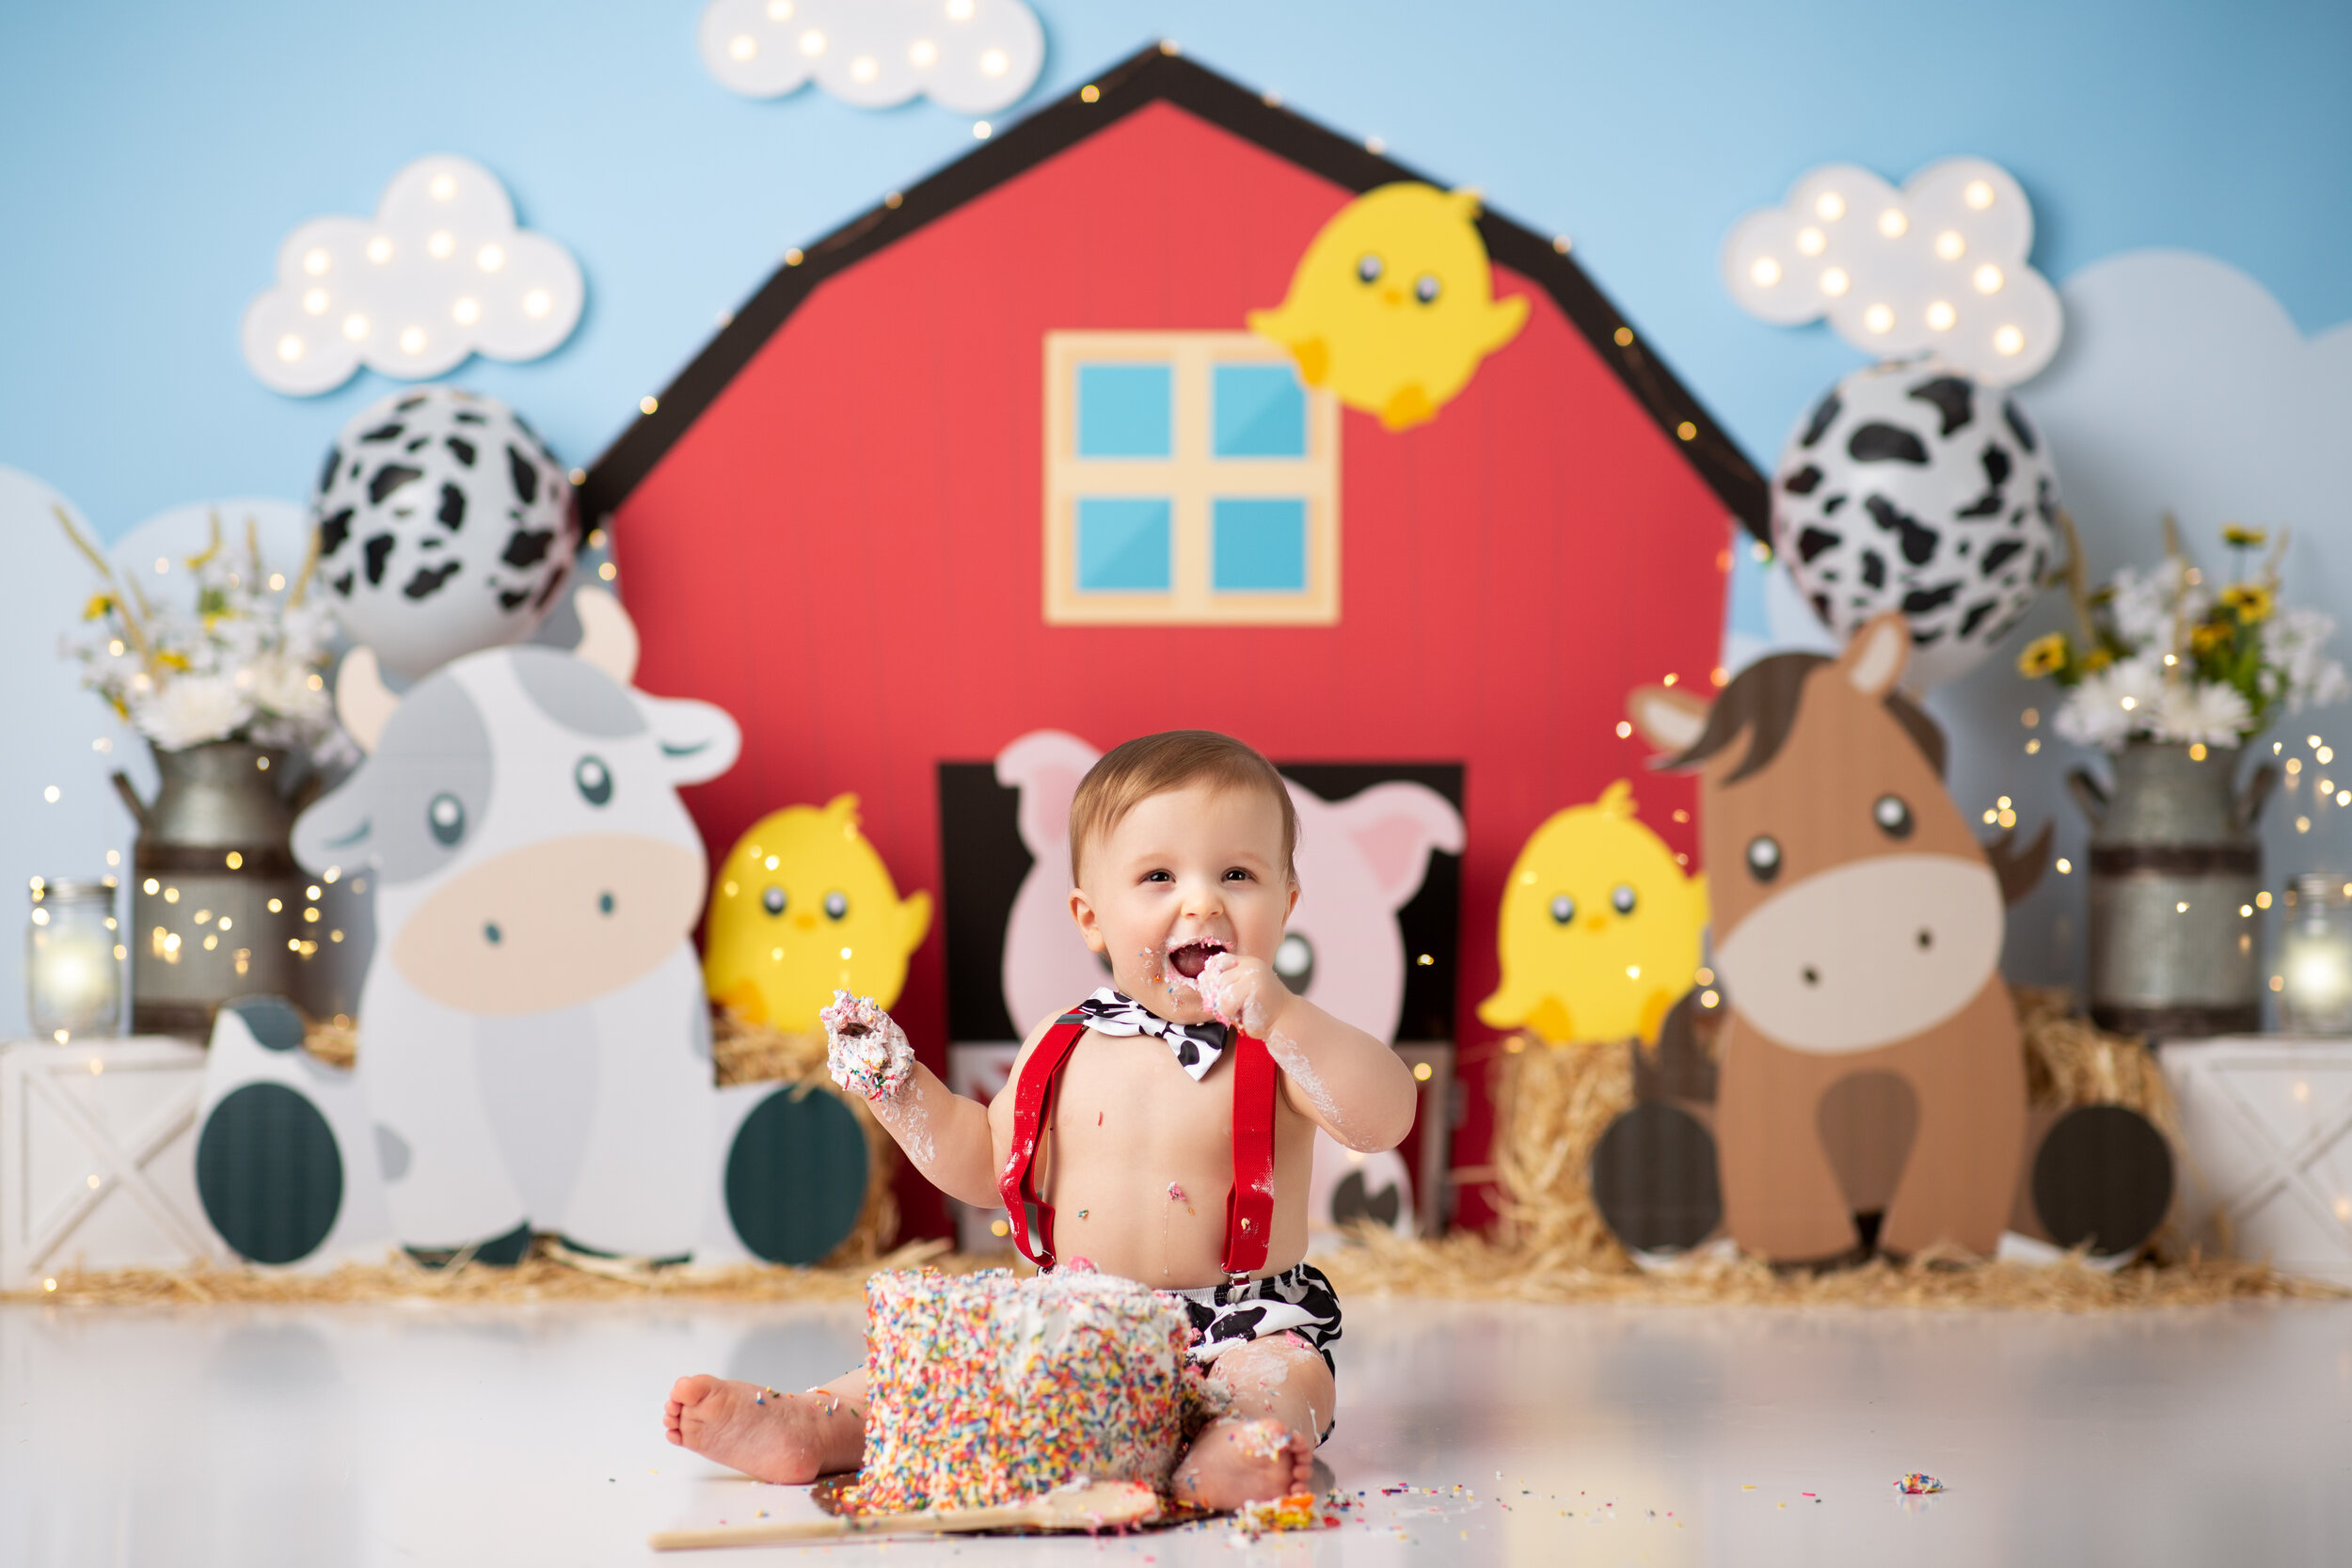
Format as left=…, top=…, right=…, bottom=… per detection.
left=662, top=1375, right=857, bottom=1484
left=1170, top=1416, right=1314, bottom=1512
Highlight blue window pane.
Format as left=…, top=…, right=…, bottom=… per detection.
left=1213, top=363, right=1307, bottom=457
left=1077, top=498, right=1172, bottom=592
left=1076, top=363, right=1171, bottom=457
left=1213, top=499, right=1308, bottom=593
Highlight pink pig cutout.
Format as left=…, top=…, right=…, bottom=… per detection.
left=994, top=730, right=1463, bottom=1239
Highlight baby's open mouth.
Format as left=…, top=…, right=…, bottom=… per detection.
left=1166, top=940, right=1229, bottom=980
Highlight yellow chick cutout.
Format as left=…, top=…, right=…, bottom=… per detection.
left=1479, top=782, right=1708, bottom=1048
left=704, top=795, right=931, bottom=1032
left=1248, top=182, right=1528, bottom=431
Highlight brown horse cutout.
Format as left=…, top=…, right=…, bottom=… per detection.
left=1629, top=614, right=2035, bottom=1263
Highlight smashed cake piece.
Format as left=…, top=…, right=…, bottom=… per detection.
left=820, top=990, right=914, bottom=1101
left=839, top=1267, right=1199, bottom=1515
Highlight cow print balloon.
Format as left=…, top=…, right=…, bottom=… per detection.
left=1772, top=360, right=2058, bottom=688
left=312, top=388, right=579, bottom=681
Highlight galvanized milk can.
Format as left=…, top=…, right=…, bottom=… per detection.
left=2070, top=741, right=2274, bottom=1037
left=113, top=741, right=303, bottom=1038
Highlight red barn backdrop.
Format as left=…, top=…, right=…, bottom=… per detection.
left=586, top=46, right=1764, bottom=1239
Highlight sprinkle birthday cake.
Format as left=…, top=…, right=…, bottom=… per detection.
left=839, top=1267, right=1196, bottom=1513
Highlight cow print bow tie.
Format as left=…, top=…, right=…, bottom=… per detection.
left=1073, top=989, right=1232, bottom=1081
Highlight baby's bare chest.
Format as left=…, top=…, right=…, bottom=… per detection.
left=1046, top=1036, right=1235, bottom=1162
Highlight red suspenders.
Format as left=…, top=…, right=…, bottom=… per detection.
left=999, top=1007, right=1279, bottom=1282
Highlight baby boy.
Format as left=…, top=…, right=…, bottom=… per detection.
left=663, top=730, right=1418, bottom=1508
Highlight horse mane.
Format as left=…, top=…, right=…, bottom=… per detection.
left=1660, top=652, right=1947, bottom=784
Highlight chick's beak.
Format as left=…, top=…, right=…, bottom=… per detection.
left=1382, top=288, right=1404, bottom=306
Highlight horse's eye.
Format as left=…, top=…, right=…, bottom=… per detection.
left=1874, top=794, right=1915, bottom=838
left=1746, top=835, right=1783, bottom=881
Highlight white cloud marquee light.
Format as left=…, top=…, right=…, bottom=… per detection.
left=1721, top=157, right=2062, bottom=385
left=698, top=0, right=1042, bottom=114
left=240, top=156, right=584, bottom=397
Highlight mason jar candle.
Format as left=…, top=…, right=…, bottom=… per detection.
left=2278, top=873, right=2352, bottom=1036
left=26, top=878, right=122, bottom=1042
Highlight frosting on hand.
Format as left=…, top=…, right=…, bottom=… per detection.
left=820, top=990, right=914, bottom=1101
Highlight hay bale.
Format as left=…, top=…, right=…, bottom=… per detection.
left=1486, top=1036, right=1637, bottom=1274
left=1311, top=1225, right=2336, bottom=1309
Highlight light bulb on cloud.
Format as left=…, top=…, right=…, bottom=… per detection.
left=1721, top=157, right=2062, bottom=385
left=240, top=156, right=583, bottom=397
left=698, top=0, right=1042, bottom=115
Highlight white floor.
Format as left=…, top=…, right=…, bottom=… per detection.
left=6, top=1292, right=2351, bottom=1566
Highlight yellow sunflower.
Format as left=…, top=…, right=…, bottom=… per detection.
left=2191, top=621, right=2233, bottom=656
left=2083, top=647, right=2115, bottom=673
left=2016, top=633, right=2070, bottom=679
left=2219, top=583, right=2275, bottom=624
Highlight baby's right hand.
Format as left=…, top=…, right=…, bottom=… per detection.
left=820, top=990, right=914, bottom=1101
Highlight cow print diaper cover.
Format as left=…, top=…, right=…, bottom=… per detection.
left=1163, top=1261, right=1343, bottom=1373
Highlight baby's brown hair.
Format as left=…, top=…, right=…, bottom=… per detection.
left=1070, top=731, right=1298, bottom=887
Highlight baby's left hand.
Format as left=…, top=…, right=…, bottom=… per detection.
left=1197, top=952, right=1295, bottom=1039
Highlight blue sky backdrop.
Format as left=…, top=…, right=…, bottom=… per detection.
left=3, top=0, right=2347, bottom=536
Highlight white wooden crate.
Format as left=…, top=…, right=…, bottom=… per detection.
left=2160, top=1035, right=2352, bottom=1286
left=0, top=1036, right=225, bottom=1287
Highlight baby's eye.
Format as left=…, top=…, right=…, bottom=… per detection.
left=1143, top=870, right=1174, bottom=884
left=1223, top=867, right=1254, bottom=882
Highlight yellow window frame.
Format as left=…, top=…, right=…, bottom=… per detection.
left=1043, top=330, right=1340, bottom=626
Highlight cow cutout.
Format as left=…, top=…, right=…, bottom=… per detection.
left=198, top=588, right=742, bottom=1262
left=1628, top=614, right=2026, bottom=1262
left=993, top=730, right=1463, bottom=1242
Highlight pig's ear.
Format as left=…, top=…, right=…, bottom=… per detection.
left=293, top=768, right=377, bottom=877
left=1320, top=781, right=1466, bottom=911
left=995, top=730, right=1100, bottom=862
left=649, top=696, right=739, bottom=785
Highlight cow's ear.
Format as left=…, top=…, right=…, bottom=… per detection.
left=572, top=586, right=640, bottom=685
left=292, top=768, right=376, bottom=876
left=336, top=647, right=399, bottom=753
left=995, top=730, right=1100, bottom=862
left=647, top=697, right=739, bottom=785
left=1320, top=780, right=1466, bottom=911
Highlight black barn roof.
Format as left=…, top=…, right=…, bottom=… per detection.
left=580, top=41, right=1767, bottom=540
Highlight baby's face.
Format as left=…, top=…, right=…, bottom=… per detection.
left=1069, top=780, right=1295, bottom=1024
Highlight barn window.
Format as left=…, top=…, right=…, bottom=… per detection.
left=1045, top=331, right=1340, bottom=625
